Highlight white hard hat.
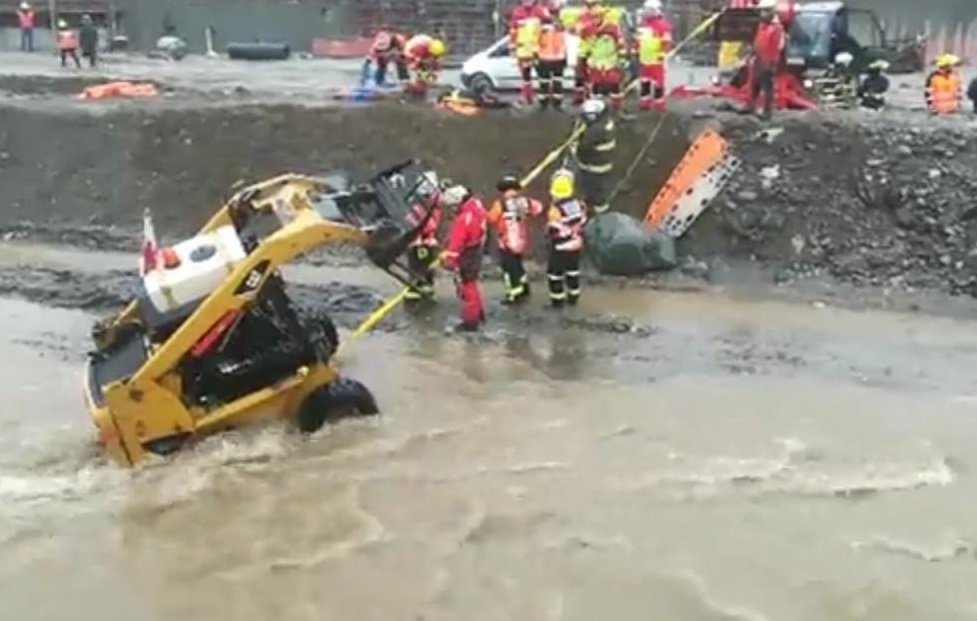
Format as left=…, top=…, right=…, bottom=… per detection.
left=581, top=98, right=607, bottom=120
left=57, top=19, right=67, bottom=28
left=644, top=0, right=663, bottom=10
left=19, top=2, right=29, bottom=9
left=756, top=0, right=777, bottom=8
left=834, top=51, right=854, bottom=66
left=441, top=185, right=469, bottom=207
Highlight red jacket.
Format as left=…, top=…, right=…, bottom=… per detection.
left=369, top=30, right=406, bottom=62
left=753, top=20, right=785, bottom=65
left=406, top=196, right=441, bottom=247
left=17, top=9, right=35, bottom=29
left=634, top=14, right=673, bottom=56
left=508, top=2, right=551, bottom=41
left=445, top=195, right=487, bottom=268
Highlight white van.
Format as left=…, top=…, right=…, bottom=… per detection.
left=460, top=35, right=582, bottom=93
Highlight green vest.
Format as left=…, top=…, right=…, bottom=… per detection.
left=587, top=34, right=618, bottom=70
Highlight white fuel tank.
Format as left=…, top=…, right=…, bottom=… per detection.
left=143, top=225, right=247, bottom=315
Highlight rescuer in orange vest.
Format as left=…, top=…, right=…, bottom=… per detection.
left=486, top=175, right=544, bottom=304
left=56, top=19, right=81, bottom=69
left=17, top=2, right=35, bottom=52
left=509, top=0, right=550, bottom=105
left=368, top=28, right=409, bottom=87
left=925, top=53, right=962, bottom=114
left=634, top=0, right=673, bottom=111
left=536, top=13, right=568, bottom=109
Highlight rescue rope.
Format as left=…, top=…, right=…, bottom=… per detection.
left=607, top=111, right=669, bottom=206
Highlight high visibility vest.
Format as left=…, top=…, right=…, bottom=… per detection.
left=547, top=198, right=586, bottom=251
left=927, top=71, right=961, bottom=113
left=57, top=30, right=78, bottom=50
left=538, top=26, right=567, bottom=61
left=636, top=26, right=664, bottom=65
left=515, top=17, right=542, bottom=59
left=588, top=33, right=619, bottom=70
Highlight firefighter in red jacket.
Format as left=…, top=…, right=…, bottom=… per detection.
left=442, top=185, right=488, bottom=331
left=486, top=175, right=543, bottom=304
left=634, top=0, right=673, bottom=110
left=404, top=175, right=443, bottom=302
left=369, top=28, right=408, bottom=86
left=585, top=10, right=626, bottom=109
left=509, top=0, right=550, bottom=105
left=746, top=0, right=785, bottom=118
left=404, top=34, right=447, bottom=97
left=572, top=0, right=604, bottom=105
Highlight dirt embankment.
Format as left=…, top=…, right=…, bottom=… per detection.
left=2, top=102, right=977, bottom=298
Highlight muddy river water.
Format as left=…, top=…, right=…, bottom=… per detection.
left=1, top=243, right=976, bottom=620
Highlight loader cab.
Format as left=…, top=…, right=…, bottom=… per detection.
left=787, top=3, right=887, bottom=73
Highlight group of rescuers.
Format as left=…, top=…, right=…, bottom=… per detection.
left=367, top=0, right=674, bottom=112
left=400, top=97, right=614, bottom=332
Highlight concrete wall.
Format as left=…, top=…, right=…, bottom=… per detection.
left=119, top=0, right=357, bottom=54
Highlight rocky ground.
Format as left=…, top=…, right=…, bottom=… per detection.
left=2, top=52, right=977, bottom=312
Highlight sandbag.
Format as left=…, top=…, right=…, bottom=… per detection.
left=227, top=42, right=291, bottom=61
left=584, top=212, right=677, bottom=276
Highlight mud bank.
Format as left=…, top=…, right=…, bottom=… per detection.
left=3, top=102, right=977, bottom=298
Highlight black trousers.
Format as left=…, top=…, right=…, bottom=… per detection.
left=405, top=244, right=437, bottom=300
left=60, top=48, right=80, bottom=68
left=578, top=169, right=612, bottom=214
left=376, top=57, right=408, bottom=85
left=499, top=248, right=530, bottom=303
left=547, top=249, right=581, bottom=307
left=749, top=61, right=775, bottom=116
left=536, top=60, right=566, bottom=107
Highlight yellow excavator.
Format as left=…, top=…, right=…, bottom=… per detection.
left=84, top=162, right=441, bottom=468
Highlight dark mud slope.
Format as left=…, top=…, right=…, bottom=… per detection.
left=0, top=104, right=690, bottom=235
left=682, top=114, right=977, bottom=297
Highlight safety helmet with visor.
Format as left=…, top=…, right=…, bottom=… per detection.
left=580, top=97, right=607, bottom=123
left=550, top=169, right=575, bottom=200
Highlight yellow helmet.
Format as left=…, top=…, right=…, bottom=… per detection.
left=936, top=53, right=959, bottom=68
left=429, top=38, right=446, bottom=57
left=550, top=169, right=575, bottom=200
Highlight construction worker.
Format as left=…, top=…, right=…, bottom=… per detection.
left=586, top=9, right=626, bottom=109
left=17, top=2, right=35, bottom=52
left=821, top=51, right=858, bottom=108
left=536, top=13, right=568, bottom=109
left=486, top=175, right=543, bottom=304
left=572, top=0, right=605, bottom=105
left=56, top=19, right=81, bottom=69
left=509, top=0, right=550, bottom=105
left=546, top=169, right=587, bottom=308
left=368, top=28, right=408, bottom=87
left=404, top=176, right=443, bottom=303
left=745, top=0, right=784, bottom=119
left=858, top=59, right=889, bottom=110
left=925, top=54, right=962, bottom=114
left=573, top=98, right=616, bottom=215
left=442, top=184, right=488, bottom=332
left=634, top=0, right=672, bottom=111
left=404, top=34, right=447, bottom=98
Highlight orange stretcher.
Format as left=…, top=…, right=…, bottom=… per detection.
left=76, top=81, right=159, bottom=100
left=644, top=128, right=728, bottom=228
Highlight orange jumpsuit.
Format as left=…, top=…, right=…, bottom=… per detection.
left=487, top=189, right=543, bottom=303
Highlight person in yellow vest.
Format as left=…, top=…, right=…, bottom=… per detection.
left=718, top=0, right=756, bottom=73
left=56, top=19, right=81, bottom=69
left=536, top=13, right=568, bottom=109
left=634, top=0, right=673, bottom=111
left=925, top=53, right=962, bottom=114
left=571, top=0, right=605, bottom=105
left=509, top=0, right=549, bottom=105
left=585, top=10, right=626, bottom=109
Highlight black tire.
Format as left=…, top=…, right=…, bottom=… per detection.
left=227, top=42, right=291, bottom=61
left=295, top=377, right=379, bottom=434
left=468, top=72, right=494, bottom=96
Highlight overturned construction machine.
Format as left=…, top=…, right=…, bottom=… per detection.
left=672, top=1, right=924, bottom=109
left=84, top=162, right=440, bottom=468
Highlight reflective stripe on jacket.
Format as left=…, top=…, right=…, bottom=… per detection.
left=487, top=191, right=543, bottom=254
left=575, top=117, right=616, bottom=175
left=926, top=70, right=961, bottom=113
left=547, top=198, right=587, bottom=251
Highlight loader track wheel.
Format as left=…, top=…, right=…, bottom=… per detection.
left=296, top=377, right=380, bottom=434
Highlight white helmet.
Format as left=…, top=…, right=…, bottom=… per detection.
left=834, top=51, right=854, bottom=66
left=644, top=0, right=663, bottom=11
left=580, top=98, right=607, bottom=122
left=441, top=185, right=469, bottom=207
left=756, top=0, right=776, bottom=8
left=19, top=2, right=30, bottom=9
left=57, top=19, right=67, bottom=28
